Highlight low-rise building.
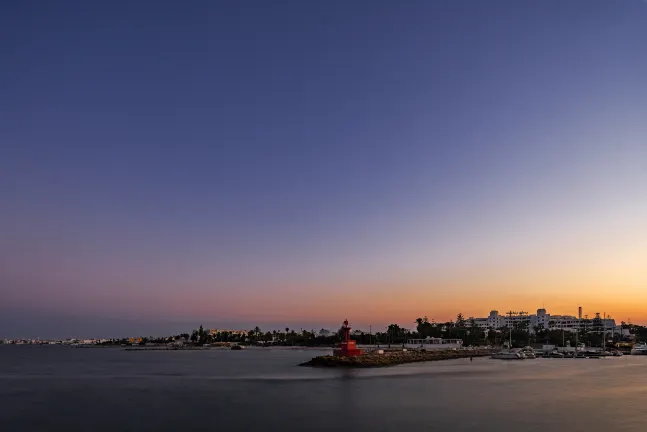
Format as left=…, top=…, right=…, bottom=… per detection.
left=207, top=329, right=248, bottom=336
left=405, top=337, right=463, bottom=350
left=469, top=308, right=618, bottom=334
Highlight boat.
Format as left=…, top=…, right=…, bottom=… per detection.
left=547, top=351, right=564, bottom=358
left=491, top=350, right=524, bottom=360
left=231, top=344, right=244, bottom=350
left=575, top=352, right=599, bottom=359
left=631, top=343, right=647, bottom=355
left=519, top=347, right=536, bottom=359
left=490, top=326, right=524, bottom=360
left=583, top=349, right=601, bottom=358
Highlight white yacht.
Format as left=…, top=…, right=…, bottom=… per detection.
left=631, top=343, right=647, bottom=355
left=519, top=347, right=536, bottom=359
left=491, top=350, right=524, bottom=360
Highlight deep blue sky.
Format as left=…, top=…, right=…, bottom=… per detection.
left=2, top=1, right=647, bottom=338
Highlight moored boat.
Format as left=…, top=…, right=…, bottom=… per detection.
left=491, top=350, right=524, bottom=360
left=519, top=347, right=536, bottom=359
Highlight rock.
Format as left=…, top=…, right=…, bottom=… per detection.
left=299, top=349, right=492, bottom=368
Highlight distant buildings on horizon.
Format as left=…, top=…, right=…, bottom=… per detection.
left=469, top=308, right=626, bottom=335
left=2, top=308, right=637, bottom=343
left=207, top=328, right=248, bottom=336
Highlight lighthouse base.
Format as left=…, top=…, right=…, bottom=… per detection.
left=333, top=341, right=364, bottom=357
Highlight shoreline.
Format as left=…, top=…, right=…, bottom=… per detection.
left=123, top=345, right=335, bottom=351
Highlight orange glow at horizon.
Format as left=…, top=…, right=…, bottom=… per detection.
left=184, top=272, right=647, bottom=328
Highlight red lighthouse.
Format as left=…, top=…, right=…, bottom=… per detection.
left=333, top=319, right=364, bottom=357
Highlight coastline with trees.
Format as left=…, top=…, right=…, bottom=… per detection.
left=125, top=314, right=647, bottom=351
left=5, top=315, right=646, bottom=349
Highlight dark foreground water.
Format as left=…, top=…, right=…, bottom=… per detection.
left=2, top=346, right=647, bottom=431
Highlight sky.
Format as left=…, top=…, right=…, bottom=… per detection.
left=1, top=0, right=647, bottom=338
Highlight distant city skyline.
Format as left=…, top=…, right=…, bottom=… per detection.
left=2, top=1, right=647, bottom=338
left=0, top=304, right=636, bottom=340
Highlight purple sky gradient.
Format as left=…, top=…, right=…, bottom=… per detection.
left=2, top=0, right=647, bottom=338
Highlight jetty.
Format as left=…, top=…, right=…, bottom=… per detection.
left=301, top=348, right=493, bottom=368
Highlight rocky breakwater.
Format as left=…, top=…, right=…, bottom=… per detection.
left=300, top=349, right=493, bottom=368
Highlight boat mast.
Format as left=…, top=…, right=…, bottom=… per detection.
left=506, top=311, right=514, bottom=348
left=603, top=312, right=606, bottom=351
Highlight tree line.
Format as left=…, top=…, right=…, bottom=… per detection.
left=91, top=316, right=647, bottom=348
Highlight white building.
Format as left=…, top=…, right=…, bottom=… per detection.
left=469, top=308, right=618, bottom=334
left=208, top=329, right=248, bottom=336
left=469, top=318, right=489, bottom=330
left=405, top=337, right=463, bottom=350
left=466, top=311, right=506, bottom=330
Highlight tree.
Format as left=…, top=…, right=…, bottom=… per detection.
left=456, top=313, right=466, bottom=328
left=620, top=321, right=627, bottom=340
left=465, top=318, right=484, bottom=346
left=534, top=324, right=546, bottom=343
left=487, top=328, right=498, bottom=345
left=387, top=324, right=402, bottom=346
left=415, top=316, right=435, bottom=338
left=196, top=325, right=207, bottom=344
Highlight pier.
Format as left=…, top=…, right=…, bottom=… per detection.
left=301, top=348, right=493, bottom=367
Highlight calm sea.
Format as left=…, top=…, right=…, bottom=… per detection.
left=1, top=346, right=646, bottom=431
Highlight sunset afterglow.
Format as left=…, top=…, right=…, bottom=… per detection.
left=2, top=1, right=647, bottom=338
